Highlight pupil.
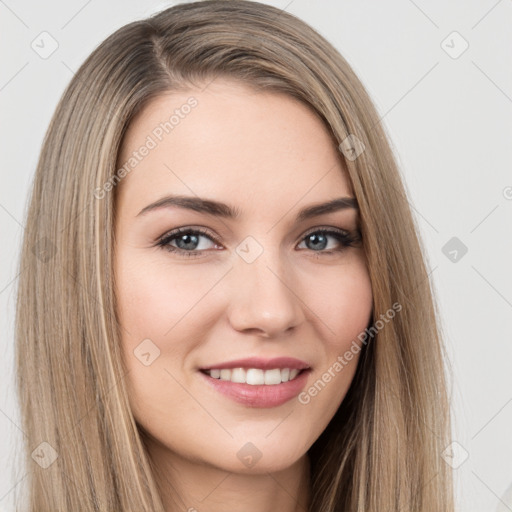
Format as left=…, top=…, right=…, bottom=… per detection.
left=307, top=233, right=327, bottom=250
left=177, top=234, right=199, bottom=250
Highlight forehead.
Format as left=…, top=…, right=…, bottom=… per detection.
left=115, top=79, right=352, bottom=217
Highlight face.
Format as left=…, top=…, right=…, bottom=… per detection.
left=114, top=79, right=373, bottom=477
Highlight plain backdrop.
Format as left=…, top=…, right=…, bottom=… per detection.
left=1, top=1, right=511, bottom=511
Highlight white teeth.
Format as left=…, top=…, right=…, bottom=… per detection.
left=231, top=368, right=245, bottom=383
left=263, top=368, right=281, bottom=385
left=204, top=367, right=304, bottom=385
left=289, top=369, right=299, bottom=380
left=246, top=369, right=265, bottom=385
left=220, top=369, right=231, bottom=381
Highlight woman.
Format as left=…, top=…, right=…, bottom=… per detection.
left=15, top=1, right=454, bottom=510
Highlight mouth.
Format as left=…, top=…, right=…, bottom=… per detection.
left=198, top=366, right=312, bottom=408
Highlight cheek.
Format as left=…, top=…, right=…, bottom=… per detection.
left=115, top=256, right=229, bottom=344
left=303, top=256, right=373, bottom=347
left=114, top=257, right=233, bottom=412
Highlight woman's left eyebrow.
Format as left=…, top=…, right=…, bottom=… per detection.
left=136, top=194, right=358, bottom=220
left=296, top=197, right=359, bottom=221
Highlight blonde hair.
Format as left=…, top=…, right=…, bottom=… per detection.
left=15, top=1, right=454, bottom=510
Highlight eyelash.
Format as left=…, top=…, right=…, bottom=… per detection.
left=155, top=226, right=361, bottom=258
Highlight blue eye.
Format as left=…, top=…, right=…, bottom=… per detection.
left=156, top=227, right=360, bottom=258
left=156, top=227, right=220, bottom=257
left=297, top=228, right=359, bottom=253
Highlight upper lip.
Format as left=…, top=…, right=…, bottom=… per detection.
left=199, top=357, right=311, bottom=371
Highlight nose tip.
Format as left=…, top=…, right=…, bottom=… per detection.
left=226, top=259, right=305, bottom=337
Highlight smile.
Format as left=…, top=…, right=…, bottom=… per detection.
left=199, top=368, right=311, bottom=408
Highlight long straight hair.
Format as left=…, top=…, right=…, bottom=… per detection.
left=15, top=1, right=454, bottom=510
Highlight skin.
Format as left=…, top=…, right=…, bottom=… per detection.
left=114, top=78, right=373, bottom=512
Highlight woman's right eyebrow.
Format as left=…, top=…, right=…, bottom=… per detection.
left=136, top=195, right=240, bottom=218
left=136, top=194, right=359, bottom=221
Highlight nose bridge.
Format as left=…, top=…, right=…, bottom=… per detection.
left=227, top=236, right=304, bottom=336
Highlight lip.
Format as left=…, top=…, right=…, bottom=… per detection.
left=198, top=357, right=311, bottom=371
left=199, top=368, right=311, bottom=408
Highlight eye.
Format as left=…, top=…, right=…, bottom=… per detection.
left=297, top=228, right=360, bottom=254
left=156, top=227, right=221, bottom=258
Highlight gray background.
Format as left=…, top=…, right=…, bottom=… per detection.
left=1, top=1, right=511, bottom=510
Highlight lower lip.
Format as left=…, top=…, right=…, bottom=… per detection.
left=199, top=369, right=311, bottom=408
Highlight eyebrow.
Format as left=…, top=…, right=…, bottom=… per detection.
left=136, top=194, right=358, bottom=221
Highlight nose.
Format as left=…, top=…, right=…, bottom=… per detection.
left=226, top=247, right=305, bottom=338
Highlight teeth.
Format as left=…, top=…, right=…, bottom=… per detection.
left=204, top=367, right=302, bottom=385
left=247, top=368, right=265, bottom=385
left=263, top=368, right=280, bottom=385
left=220, top=369, right=231, bottom=381
left=231, top=368, right=245, bottom=383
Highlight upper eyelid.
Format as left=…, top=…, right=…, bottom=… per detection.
left=301, top=226, right=350, bottom=237
left=159, top=226, right=219, bottom=243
